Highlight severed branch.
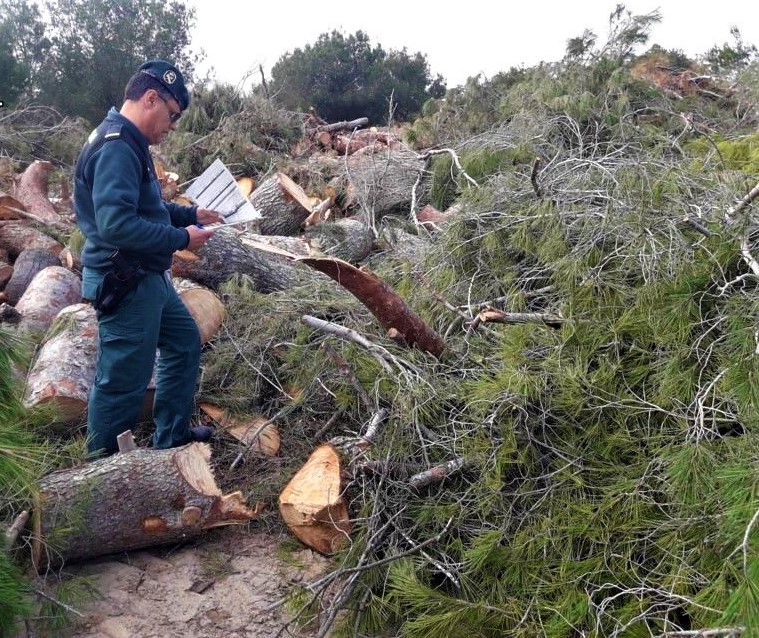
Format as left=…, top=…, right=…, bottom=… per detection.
left=408, top=457, right=466, bottom=491
left=418, top=148, right=479, bottom=188
left=5, top=510, right=29, bottom=550
left=724, top=181, right=759, bottom=225
left=467, top=308, right=565, bottom=334
left=530, top=157, right=543, bottom=198
left=302, top=314, right=421, bottom=376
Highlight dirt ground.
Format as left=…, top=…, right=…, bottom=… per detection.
left=58, top=525, right=333, bottom=638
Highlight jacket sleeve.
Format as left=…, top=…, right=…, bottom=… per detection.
left=89, top=141, right=190, bottom=253
left=165, top=201, right=198, bottom=227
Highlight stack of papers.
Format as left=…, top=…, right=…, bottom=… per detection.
left=185, top=158, right=261, bottom=225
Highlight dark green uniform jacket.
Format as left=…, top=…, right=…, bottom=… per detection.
left=74, top=108, right=197, bottom=273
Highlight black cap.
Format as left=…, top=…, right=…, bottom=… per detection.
left=138, top=60, right=190, bottom=111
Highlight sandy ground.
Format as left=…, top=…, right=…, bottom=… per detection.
left=58, top=526, right=332, bottom=638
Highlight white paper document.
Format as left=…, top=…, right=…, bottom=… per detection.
left=185, top=158, right=261, bottom=225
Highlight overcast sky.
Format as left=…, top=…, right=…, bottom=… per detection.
left=189, top=1, right=759, bottom=89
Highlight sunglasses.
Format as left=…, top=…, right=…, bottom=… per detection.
left=157, top=94, right=182, bottom=124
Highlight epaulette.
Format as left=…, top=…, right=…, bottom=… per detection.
left=103, top=123, right=123, bottom=141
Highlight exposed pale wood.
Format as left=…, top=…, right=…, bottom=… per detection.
left=249, top=172, right=311, bottom=236
left=23, top=303, right=98, bottom=423
left=4, top=247, right=61, bottom=304
left=278, top=443, right=352, bottom=555
left=117, top=430, right=138, bottom=453
left=12, top=160, right=61, bottom=223
left=5, top=510, right=29, bottom=550
left=198, top=403, right=280, bottom=456
left=236, top=176, right=256, bottom=197
left=32, top=443, right=257, bottom=570
left=0, top=221, right=63, bottom=260
left=172, top=277, right=226, bottom=344
left=15, top=266, right=82, bottom=335
left=58, top=246, right=82, bottom=273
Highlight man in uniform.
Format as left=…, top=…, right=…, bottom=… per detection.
left=74, top=59, right=223, bottom=456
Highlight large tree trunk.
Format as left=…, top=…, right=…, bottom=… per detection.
left=23, top=303, right=98, bottom=424
left=32, top=442, right=257, bottom=570
left=15, top=266, right=82, bottom=335
left=171, top=228, right=314, bottom=292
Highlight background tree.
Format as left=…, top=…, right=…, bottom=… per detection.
left=0, top=0, right=50, bottom=106
left=269, top=30, right=444, bottom=124
left=31, top=0, right=200, bottom=125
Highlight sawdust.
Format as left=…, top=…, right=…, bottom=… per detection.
left=59, top=525, right=332, bottom=638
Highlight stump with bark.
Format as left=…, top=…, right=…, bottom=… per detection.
left=250, top=172, right=312, bottom=236
left=32, top=442, right=258, bottom=570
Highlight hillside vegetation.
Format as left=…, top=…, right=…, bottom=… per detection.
left=4, top=6, right=759, bottom=638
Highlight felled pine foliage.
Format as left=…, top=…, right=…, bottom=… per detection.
left=192, top=60, right=759, bottom=637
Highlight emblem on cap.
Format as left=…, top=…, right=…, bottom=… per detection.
left=163, top=70, right=176, bottom=85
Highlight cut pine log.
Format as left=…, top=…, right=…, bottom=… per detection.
left=278, top=443, right=352, bottom=555
left=0, top=221, right=63, bottom=261
left=198, top=403, right=280, bottom=456
left=0, top=191, right=24, bottom=220
left=12, top=160, right=62, bottom=224
left=250, top=172, right=312, bottom=236
left=4, top=247, right=62, bottom=304
left=15, top=266, right=82, bottom=335
left=172, top=277, right=226, bottom=344
left=32, top=442, right=258, bottom=570
left=23, top=303, right=98, bottom=424
left=171, top=228, right=314, bottom=292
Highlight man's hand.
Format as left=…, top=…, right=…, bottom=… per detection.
left=185, top=225, right=215, bottom=251
left=196, top=208, right=225, bottom=226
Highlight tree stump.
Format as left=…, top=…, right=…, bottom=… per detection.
left=12, top=160, right=61, bottom=224
left=24, top=303, right=98, bottom=424
left=278, top=443, right=352, bottom=555
left=32, top=442, right=257, bottom=570
left=15, top=266, right=82, bottom=335
left=4, top=247, right=62, bottom=304
left=250, top=172, right=311, bottom=236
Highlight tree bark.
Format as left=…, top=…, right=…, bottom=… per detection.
left=0, top=221, right=63, bottom=261
left=250, top=172, right=311, bottom=236
left=32, top=442, right=258, bottom=570
left=0, top=191, right=24, bottom=220
left=15, top=266, right=82, bottom=335
left=4, top=247, right=62, bottom=304
left=23, top=303, right=98, bottom=424
left=171, top=228, right=313, bottom=292
left=304, top=218, right=374, bottom=263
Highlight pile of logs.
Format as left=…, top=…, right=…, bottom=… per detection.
left=2, top=138, right=451, bottom=567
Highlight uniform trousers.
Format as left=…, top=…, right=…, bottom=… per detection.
left=82, top=267, right=201, bottom=455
